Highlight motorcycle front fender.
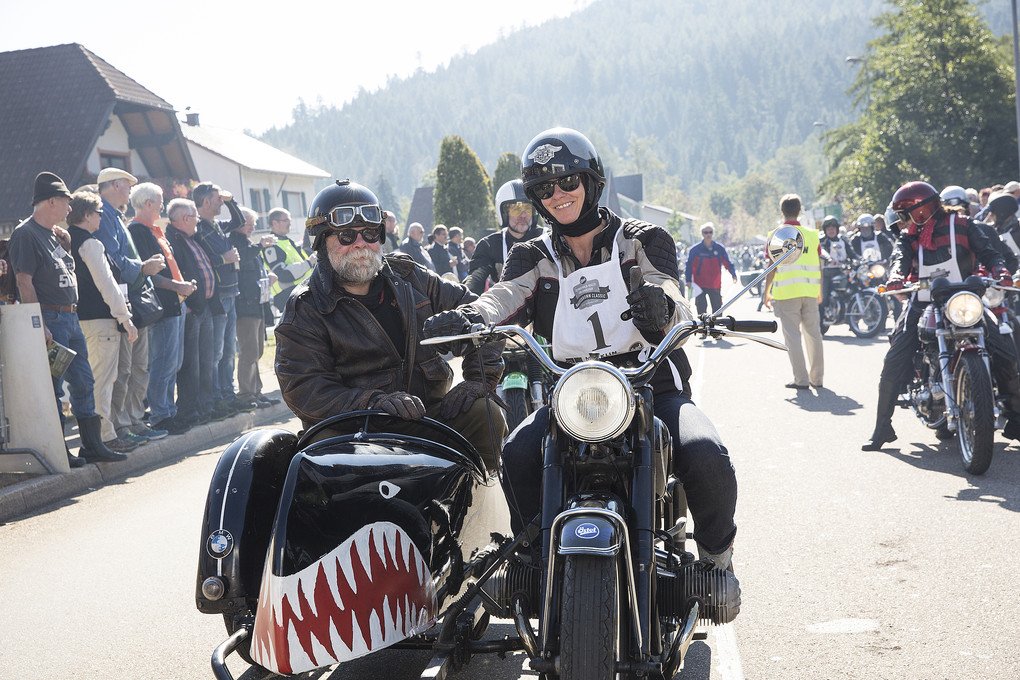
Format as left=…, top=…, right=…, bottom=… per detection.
left=557, top=514, right=622, bottom=557
left=502, top=371, right=529, bottom=391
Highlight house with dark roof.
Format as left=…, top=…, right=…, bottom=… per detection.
left=0, top=43, right=198, bottom=236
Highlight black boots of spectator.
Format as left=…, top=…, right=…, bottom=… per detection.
left=78, top=415, right=127, bottom=463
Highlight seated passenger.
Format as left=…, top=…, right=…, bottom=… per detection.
left=274, top=180, right=507, bottom=469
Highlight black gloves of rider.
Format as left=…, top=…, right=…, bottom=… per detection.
left=372, top=391, right=426, bottom=420
left=439, top=380, right=488, bottom=419
left=626, top=282, right=674, bottom=332
left=422, top=309, right=473, bottom=338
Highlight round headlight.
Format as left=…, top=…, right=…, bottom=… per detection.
left=869, top=263, right=887, bottom=280
left=552, top=363, right=635, bottom=442
left=983, top=287, right=1005, bottom=308
left=945, top=291, right=984, bottom=327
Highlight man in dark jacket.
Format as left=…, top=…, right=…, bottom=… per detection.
left=427, top=224, right=455, bottom=276
left=397, top=222, right=435, bottom=271
left=275, top=180, right=506, bottom=469
left=166, top=198, right=218, bottom=428
left=464, top=179, right=544, bottom=294
left=230, top=207, right=280, bottom=409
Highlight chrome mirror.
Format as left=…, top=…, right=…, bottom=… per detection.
left=767, top=226, right=805, bottom=264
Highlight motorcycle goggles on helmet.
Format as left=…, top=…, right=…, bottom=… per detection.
left=507, top=202, right=534, bottom=217
left=895, top=194, right=939, bottom=226
left=325, top=225, right=383, bottom=246
left=305, top=204, right=383, bottom=230
left=531, top=173, right=583, bottom=201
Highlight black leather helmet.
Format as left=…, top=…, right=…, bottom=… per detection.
left=987, top=192, right=1019, bottom=229
left=521, top=127, right=605, bottom=225
left=305, top=179, right=383, bottom=249
left=821, top=215, right=840, bottom=231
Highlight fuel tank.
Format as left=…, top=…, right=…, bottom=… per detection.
left=248, top=430, right=508, bottom=675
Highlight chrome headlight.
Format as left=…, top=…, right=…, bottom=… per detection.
left=552, top=362, right=635, bottom=442
left=945, top=291, right=984, bottom=327
left=983, top=287, right=1006, bottom=308
left=869, top=263, right=886, bottom=280
left=855, top=264, right=870, bottom=281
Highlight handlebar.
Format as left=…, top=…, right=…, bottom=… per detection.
left=715, top=316, right=778, bottom=334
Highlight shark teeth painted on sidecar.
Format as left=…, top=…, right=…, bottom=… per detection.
left=251, top=520, right=436, bottom=675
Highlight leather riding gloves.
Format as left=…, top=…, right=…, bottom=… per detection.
left=439, top=380, right=489, bottom=419
left=626, top=283, right=674, bottom=332
left=372, top=391, right=427, bottom=420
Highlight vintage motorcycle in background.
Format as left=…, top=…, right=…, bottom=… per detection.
left=195, top=227, right=805, bottom=679
left=881, top=275, right=1016, bottom=474
left=820, top=258, right=888, bottom=337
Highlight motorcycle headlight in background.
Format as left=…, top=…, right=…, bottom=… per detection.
left=552, top=362, right=635, bottom=442
left=945, top=291, right=984, bottom=327
left=983, top=287, right=1005, bottom=308
left=869, top=263, right=886, bottom=280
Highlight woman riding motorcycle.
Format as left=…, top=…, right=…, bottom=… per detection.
left=863, top=181, right=1020, bottom=450
left=422, top=127, right=740, bottom=579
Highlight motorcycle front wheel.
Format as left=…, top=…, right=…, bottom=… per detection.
left=955, top=352, right=995, bottom=475
left=559, top=555, right=619, bottom=680
left=503, top=387, right=530, bottom=433
left=847, top=291, right=887, bottom=338
left=819, top=299, right=840, bottom=336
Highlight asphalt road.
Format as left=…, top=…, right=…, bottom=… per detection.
left=2, top=293, right=1019, bottom=679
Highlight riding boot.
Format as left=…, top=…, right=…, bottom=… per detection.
left=66, top=446, right=86, bottom=469
left=78, top=415, right=127, bottom=462
left=863, top=380, right=899, bottom=450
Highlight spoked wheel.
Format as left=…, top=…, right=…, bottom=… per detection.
left=954, top=353, right=995, bottom=475
left=504, top=387, right=530, bottom=433
left=847, top=291, right=887, bottom=338
left=560, top=555, right=619, bottom=680
left=819, top=298, right=840, bottom=336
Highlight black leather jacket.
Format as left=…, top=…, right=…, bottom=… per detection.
left=275, top=253, right=503, bottom=427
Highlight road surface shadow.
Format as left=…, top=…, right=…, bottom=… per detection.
left=824, top=333, right=890, bottom=347
left=881, top=440, right=1020, bottom=512
left=784, top=387, right=864, bottom=416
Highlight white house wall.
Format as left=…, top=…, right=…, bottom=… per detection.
left=187, top=143, right=244, bottom=199
left=86, top=115, right=151, bottom=179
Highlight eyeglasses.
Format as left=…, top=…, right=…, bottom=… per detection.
left=507, top=203, right=534, bottom=216
left=328, top=225, right=382, bottom=246
left=532, top=173, right=582, bottom=200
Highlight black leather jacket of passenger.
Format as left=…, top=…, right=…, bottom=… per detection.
left=275, top=253, right=504, bottom=427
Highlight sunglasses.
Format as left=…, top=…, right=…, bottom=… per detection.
left=328, top=225, right=382, bottom=246
left=533, top=173, right=582, bottom=200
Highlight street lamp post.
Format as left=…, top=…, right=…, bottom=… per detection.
left=846, top=56, right=870, bottom=108
left=1011, top=0, right=1020, bottom=178
left=813, top=121, right=829, bottom=175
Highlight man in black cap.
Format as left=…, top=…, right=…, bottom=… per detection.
left=7, top=172, right=125, bottom=466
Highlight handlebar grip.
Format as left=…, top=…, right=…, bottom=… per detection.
left=721, top=316, right=778, bottom=333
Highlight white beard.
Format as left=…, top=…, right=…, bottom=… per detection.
left=330, top=248, right=383, bottom=283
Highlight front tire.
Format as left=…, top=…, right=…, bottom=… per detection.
left=504, top=387, right=530, bottom=433
left=560, top=555, right=618, bottom=680
left=847, top=291, right=886, bottom=338
left=955, top=353, right=995, bottom=475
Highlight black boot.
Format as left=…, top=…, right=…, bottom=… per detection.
left=863, top=380, right=899, bottom=451
left=78, top=415, right=127, bottom=462
left=65, top=446, right=86, bottom=469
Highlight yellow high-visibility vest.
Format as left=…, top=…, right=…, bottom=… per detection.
left=769, top=224, right=822, bottom=300
left=265, top=237, right=312, bottom=298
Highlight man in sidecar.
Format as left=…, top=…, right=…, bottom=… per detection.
left=422, top=128, right=741, bottom=581
left=274, top=179, right=507, bottom=469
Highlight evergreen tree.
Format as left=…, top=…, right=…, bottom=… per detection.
left=374, top=175, right=402, bottom=222
left=434, top=136, right=495, bottom=238
left=822, top=0, right=1017, bottom=211
left=492, top=152, right=522, bottom=196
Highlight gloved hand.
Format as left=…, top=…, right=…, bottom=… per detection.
left=423, top=309, right=473, bottom=339
left=373, top=392, right=426, bottom=420
left=626, top=283, right=673, bottom=332
left=438, top=380, right=489, bottom=419
left=993, top=268, right=1014, bottom=287
left=885, top=278, right=904, bottom=292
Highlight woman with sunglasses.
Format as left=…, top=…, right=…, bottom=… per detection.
left=273, top=179, right=506, bottom=469
left=423, top=127, right=742, bottom=581
left=863, top=180, right=1020, bottom=450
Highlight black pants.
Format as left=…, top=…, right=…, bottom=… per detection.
left=500, top=391, right=737, bottom=554
left=871, top=299, right=1020, bottom=435
left=695, top=288, right=723, bottom=315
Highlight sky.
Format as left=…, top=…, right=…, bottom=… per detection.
left=2, top=0, right=594, bottom=134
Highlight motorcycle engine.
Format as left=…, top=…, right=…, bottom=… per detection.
left=658, top=563, right=741, bottom=625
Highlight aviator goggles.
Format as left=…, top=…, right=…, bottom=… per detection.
left=305, top=204, right=383, bottom=231
left=532, top=173, right=582, bottom=200
left=507, top=202, right=534, bottom=216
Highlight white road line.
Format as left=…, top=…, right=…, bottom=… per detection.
left=690, top=340, right=746, bottom=680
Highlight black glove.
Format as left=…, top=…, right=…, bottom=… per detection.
left=373, top=392, right=426, bottom=420
left=626, top=283, right=673, bottom=332
left=438, top=380, right=489, bottom=419
left=422, top=309, right=473, bottom=339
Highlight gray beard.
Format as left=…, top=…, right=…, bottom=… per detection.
left=330, top=248, right=383, bottom=283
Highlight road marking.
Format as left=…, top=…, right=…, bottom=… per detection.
left=690, top=340, right=746, bottom=680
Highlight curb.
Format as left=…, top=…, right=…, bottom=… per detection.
left=0, top=399, right=295, bottom=524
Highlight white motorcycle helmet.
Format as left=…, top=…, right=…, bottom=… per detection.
left=939, top=185, right=969, bottom=208
left=494, top=179, right=537, bottom=230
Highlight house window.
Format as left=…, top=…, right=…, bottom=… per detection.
left=99, top=151, right=131, bottom=172
left=282, top=191, right=306, bottom=217
left=250, top=189, right=262, bottom=214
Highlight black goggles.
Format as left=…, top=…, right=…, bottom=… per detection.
left=327, top=225, right=383, bottom=246
left=532, top=173, right=582, bottom=200
left=943, top=197, right=968, bottom=207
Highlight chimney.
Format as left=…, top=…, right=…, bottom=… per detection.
left=185, top=112, right=200, bottom=127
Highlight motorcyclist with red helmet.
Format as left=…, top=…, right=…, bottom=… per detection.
left=863, top=181, right=1020, bottom=450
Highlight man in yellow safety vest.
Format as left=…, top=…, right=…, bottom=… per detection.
left=763, top=194, right=824, bottom=390
left=263, top=207, right=315, bottom=313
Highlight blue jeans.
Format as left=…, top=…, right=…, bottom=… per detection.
left=43, top=310, right=96, bottom=423
left=177, top=305, right=215, bottom=420
left=146, top=303, right=184, bottom=423
left=211, top=295, right=237, bottom=400
left=501, top=391, right=737, bottom=553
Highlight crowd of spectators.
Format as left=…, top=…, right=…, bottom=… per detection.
left=0, top=170, right=286, bottom=469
